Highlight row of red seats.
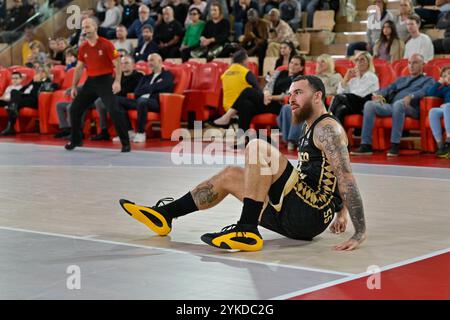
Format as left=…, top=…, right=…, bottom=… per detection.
left=0, top=60, right=258, bottom=139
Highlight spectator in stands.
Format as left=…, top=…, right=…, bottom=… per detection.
left=278, top=54, right=342, bottom=151
left=260, top=0, right=279, bottom=15
left=21, top=26, right=43, bottom=66
left=64, top=48, right=78, bottom=71
left=93, top=54, right=143, bottom=141
left=170, top=0, right=189, bottom=24
left=53, top=87, right=86, bottom=139
left=191, top=2, right=230, bottom=60
left=69, top=9, right=98, bottom=47
left=330, top=51, right=379, bottom=126
left=433, top=11, right=450, bottom=53
left=128, top=5, right=155, bottom=39
left=274, top=40, right=296, bottom=70
left=279, top=0, right=301, bottom=31
left=47, top=38, right=64, bottom=65
left=203, top=0, right=229, bottom=21
left=315, top=54, right=343, bottom=96
left=415, top=0, right=450, bottom=26
left=114, top=24, right=135, bottom=54
left=394, top=0, right=415, bottom=42
left=117, top=53, right=174, bottom=143
left=232, top=0, right=260, bottom=41
left=403, top=14, right=434, bottom=62
left=122, top=0, right=140, bottom=28
left=347, top=0, right=394, bottom=57
left=154, top=6, right=184, bottom=59
left=215, top=55, right=305, bottom=137
left=99, top=0, right=123, bottom=39
left=0, top=65, right=54, bottom=136
left=55, top=38, right=68, bottom=62
left=426, top=66, right=450, bottom=157
left=180, top=8, right=206, bottom=62
left=185, top=0, right=207, bottom=26
left=240, top=9, right=269, bottom=75
left=134, top=24, right=158, bottom=62
left=373, top=20, right=405, bottom=63
left=301, top=0, right=339, bottom=28
left=8, top=0, right=34, bottom=30
left=266, top=8, right=298, bottom=58
left=351, top=53, right=435, bottom=156
left=0, top=72, right=23, bottom=108
left=25, top=41, right=48, bottom=68
left=211, top=50, right=261, bottom=127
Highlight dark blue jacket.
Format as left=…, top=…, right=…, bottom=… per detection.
left=426, top=81, right=450, bottom=103
left=134, top=70, right=174, bottom=100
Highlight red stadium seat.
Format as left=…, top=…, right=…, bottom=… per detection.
left=427, top=58, right=450, bottom=69
left=50, top=65, right=66, bottom=88
left=420, top=96, right=444, bottom=152
left=0, top=68, right=11, bottom=96
left=1, top=67, right=37, bottom=132
left=375, top=63, right=396, bottom=88
left=392, top=59, right=408, bottom=77
left=8, top=66, right=35, bottom=86
left=135, top=61, right=151, bottom=74
left=125, top=66, right=189, bottom=139
left=182, top=62, right=222, bottom=124
left=400, top=64, right=441, bottom=81
left=304, top=61, right=317, bottom=75
left=39, top=69, right=88, bottom=134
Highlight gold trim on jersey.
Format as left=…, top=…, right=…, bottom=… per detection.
left=294, top=151, right=337, bottom=210
left=268, top=168, right=299, bottom=212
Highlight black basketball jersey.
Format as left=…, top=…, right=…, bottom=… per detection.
left=295, top=113, right=342, bottom=210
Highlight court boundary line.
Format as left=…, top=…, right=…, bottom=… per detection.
left=2, top=142, right=450, bottom=174
left=269, top=247, right=450, bottom=300
left=0, top=226, right=353, bottom=277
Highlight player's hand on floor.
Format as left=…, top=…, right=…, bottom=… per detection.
left=333, top=233, right=367, bottom=251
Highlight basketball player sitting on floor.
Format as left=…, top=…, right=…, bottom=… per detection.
left=119, top=75, right=367, bottom=252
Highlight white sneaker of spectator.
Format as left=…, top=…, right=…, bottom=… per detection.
left=112, top=130, right=136, bottom=142
left=133, top=132, right=146, bottom=143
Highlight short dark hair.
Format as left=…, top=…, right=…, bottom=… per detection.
left=11, top=71, right=22, bottom=78
left=292, top=75, right=326, bottom=103
left=141, top=24, right=153, bottom=32
left=232, top=49, right=248, bottom=64
left=189, top=7, right=202, bottom=16
left=290, top=54, right=306, bottom=67
left=407, top=13, right=421, bottom=26
left=441, top=66, right=450, bottom=75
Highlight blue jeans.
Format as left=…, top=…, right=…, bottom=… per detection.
left=429, top=104, right=450, bottom=142
left=361, top=100, right=420, bottom=145
left=277, top=104, right=303, bottom=142
left=304, top=0, right=320, bottom=28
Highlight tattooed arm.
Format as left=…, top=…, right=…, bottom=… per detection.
left=314, top=119, right=367, bottom=251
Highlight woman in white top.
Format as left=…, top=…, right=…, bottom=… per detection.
left=330, top=51, right=380, bottom=125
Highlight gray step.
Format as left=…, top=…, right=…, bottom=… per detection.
left=335, top=21, right=367, bottom=32
left=310, top=43, right=348, bottom=56
left=334, top=32, right=367, bottom=44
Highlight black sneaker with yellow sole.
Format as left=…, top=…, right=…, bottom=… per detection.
left=201, top=223, right=263, bottom=251
left=119, top=197, right=174, bottom=236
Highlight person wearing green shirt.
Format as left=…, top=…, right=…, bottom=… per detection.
left=180, top=8, right=206, bottom=62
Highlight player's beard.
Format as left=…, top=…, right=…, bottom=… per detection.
left=293, top=100, right=314, bottom=124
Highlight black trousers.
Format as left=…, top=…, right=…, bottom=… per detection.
left=328, top=93, right=372, bottom=125
left=69, top=74, right=129, bottom=145
left=433, top=38, right=450, bottom=54
left=232, top=87, right=282, bottom=131
left=3, top=90, right=38, bottom=122
left=117, top=96, right=159, bottom=133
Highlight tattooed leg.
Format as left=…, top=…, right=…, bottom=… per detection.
left=190, top=166, right=245, bottom=210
